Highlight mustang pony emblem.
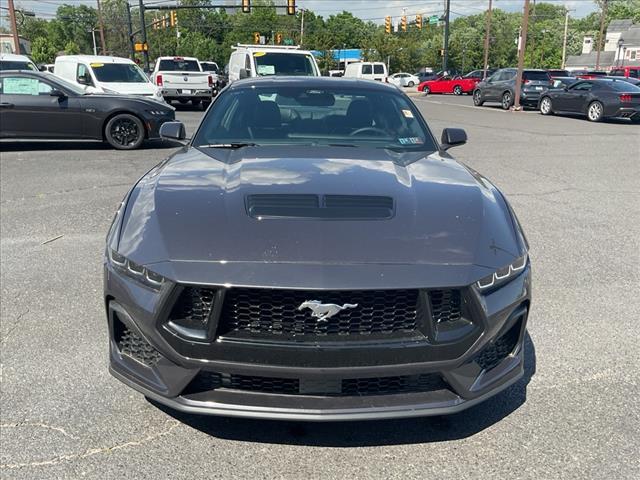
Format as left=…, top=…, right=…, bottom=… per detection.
left=298, top=300, right=358, bottom=322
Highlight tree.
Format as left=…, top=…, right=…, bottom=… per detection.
left=30, top=37, right=59, bottom=64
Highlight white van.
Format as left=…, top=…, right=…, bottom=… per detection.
left=343, top=62, right=388, bottom=82
left=53, top=55, right=163, bottom=101
left=228, top=44, right=320, bottom=83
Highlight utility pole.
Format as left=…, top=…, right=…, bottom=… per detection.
left=91, top=29, right=98, bottom=55
left=561, top=8, right=570, bottom=69
left=443, top=0, right=451, bottom=72
left=7, top=0, right=20, bottom=55
left=138, top=0, right=150, bottom=72
left=595, top=0, right=608, bottom=70
left=96, top=0, right=107, bottom=54
left=300, top=8, right=305, bottom=46
left=482, top=0, right=493, bottom=79
left=125, top=2, right=135, bottom=60
left=513, top=0, right=531, bottom=110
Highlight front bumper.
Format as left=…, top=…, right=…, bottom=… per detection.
left=142, top=113, right=175, bottom=139
left=105, top=263, right=531, bottom=421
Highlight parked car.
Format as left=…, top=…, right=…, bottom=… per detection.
left=200, top=60, right=221, bottom=95
left=0, top=53, right=37, bottom=71
left=418, top=74, right=479, bottom=95
left=463, top=69, right=496, bottom=80
left=343, top=61, right=388, bottom=82
left=105, top=76, right=531, bottom=421
left=603, top=75, right=640, bottom=86
left=228, top=44, right=320, bottom=83
left=416, top=71, right=440, bottom=83
left=546, top=69, right=570, bottom=78
left=54, top=55, right=163, bottom=101
left=473, top=68, right=552, bottom=109
left=388, top=72, right=419, bottom=87
left=539, top=78, right=640, bottom=122
left=570, top=70, right=607, bottom=79
left=609, top=66, right=640, bottom=79
left=152, top=56, right=214, bottom=107
left=0, top=71, right=175, bottom=149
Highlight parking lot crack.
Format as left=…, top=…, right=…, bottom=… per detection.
left=0, top=421, right=78, bottom=440
left=1, top=308, right=29, bottom=346
left=0, top=420, right=181, bottom=470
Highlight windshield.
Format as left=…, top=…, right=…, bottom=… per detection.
left=91, top=63, right=148, bottom=83
left=0, top=61, right=37, bottom=71
left=158, top=59, right=201, bottom=72
left=193, top=85, right=436, bottom=152
left=253, top=52, right=317, bottom=76
left=201, top=62, right=218, bottom=72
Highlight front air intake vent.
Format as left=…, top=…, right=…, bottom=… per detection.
left=246, top=194, right=394, bottom=219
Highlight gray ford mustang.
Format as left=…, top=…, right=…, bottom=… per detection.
left=105, top=77, right=531, bottom=421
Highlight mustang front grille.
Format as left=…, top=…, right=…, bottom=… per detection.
left=216, top=288, right=420, bottom=337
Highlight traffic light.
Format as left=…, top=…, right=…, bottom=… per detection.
left=385, top=16, right=392, bottom=34
left=416, top=14, right=422, bottom=30
left=242, top=0, right=250, bottom=14
left=170, top=10, right=177, bottom=27
left=275, top=33, right=283, bottom=45
left=163, top=15, right=169, bottom=28
left=286, top=0, right=295, bottom=15
left=152, top=17, right=158, bottom=30
left=253, top=32, right=260, bottom=44
left=401, top=16, right=407, bottom=32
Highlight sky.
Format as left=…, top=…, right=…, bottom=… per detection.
left=7, top=0, right=600, bottom=23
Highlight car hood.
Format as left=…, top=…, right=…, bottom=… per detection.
left=88, top=82, right=158, bottom=95
left=116, top=146, right=524, bottom=287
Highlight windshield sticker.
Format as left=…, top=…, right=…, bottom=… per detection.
left=2, top=77, right=39, bottom=95
left=253, top=52, right=266, bottom=57
left=90, top=63, right=104, bottom=68
left=257, top=65, right=275, bottom=75
left=402, top=109, right=414, bottom=118
left=398, top=137, right=424, bottom=145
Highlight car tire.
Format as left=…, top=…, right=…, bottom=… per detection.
left=104, top=113, right=145, bottom=150
left=423, top=86, right=430, bottom=95
left=453, top=85, right=463, bottom=95
left=178, top=99, right=189, bottom=104
left=408, top=81, right=415, bottom=87
left=192, top=99, right=202, bottom=107
left=473, top=90, right=484, bottom=106
left=540, top=96, right=553, bottom=115
left=587, top=101, right=604, bottom=122
left=502, top=91, right=513, bottom=110
left=201, top=100, right=211, bottom=110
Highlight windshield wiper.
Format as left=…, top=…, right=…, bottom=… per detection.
left=197, top=143, right=258, bottom=149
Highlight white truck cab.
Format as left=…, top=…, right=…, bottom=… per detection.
left=53, top=55, right=163, bottom=100
left=0, top=53, right=38, bottom=71
left=227, top=44, right=320, bottom=83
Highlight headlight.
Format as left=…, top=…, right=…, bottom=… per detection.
left=109, top=249, right=165, bottom=290
left=476, top=254, right=528, bottom=292
left=146, top=109, right=168, bottom=116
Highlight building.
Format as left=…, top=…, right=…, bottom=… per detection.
left=566, top=19, right=639, bottom=71
left=0, top=34, right=31, bottom=55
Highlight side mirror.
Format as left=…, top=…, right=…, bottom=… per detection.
left=77, top=75, right=91, bottom=85
left=50, top=89, right=67, bottom=99
left=239, top=68, right=249, bottom=79
left=160, top=121, right=187, bottom=142
left=441, top=128, right=467, bottom=151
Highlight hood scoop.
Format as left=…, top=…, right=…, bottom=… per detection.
left=246, top=194, right=394, bottom=220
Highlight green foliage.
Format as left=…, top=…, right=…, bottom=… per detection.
left=30, top=37, right=59, bottom=64
left=63, top=41, right=81, bottom=55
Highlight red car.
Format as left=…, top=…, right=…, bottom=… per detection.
left=417, top=75, right=479, bottom=95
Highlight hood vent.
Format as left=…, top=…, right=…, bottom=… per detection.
left=246, top=194, right=394, bottom=220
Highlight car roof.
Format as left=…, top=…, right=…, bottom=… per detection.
left=157, top=56, right=199, bottom=61
left=228, top=76, right=398, bottom=92
left=0, top=53, right=34, bottom=62
left=55, top=55, right=134, bottom=64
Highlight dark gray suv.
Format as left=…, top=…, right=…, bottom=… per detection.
left=473, top=68, right=552, bottom=109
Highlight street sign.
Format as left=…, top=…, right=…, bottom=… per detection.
left=429, top=15, right=439, bottom=25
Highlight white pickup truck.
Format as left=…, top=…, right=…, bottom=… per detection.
left=152, top=56, right=213, bottom=107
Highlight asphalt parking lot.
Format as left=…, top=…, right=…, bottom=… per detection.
left=1, top=95, right=639, bottom=479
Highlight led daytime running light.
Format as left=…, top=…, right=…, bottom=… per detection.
left=109, top=249, right=165, bottom=289
left=477, top=255, right=528, bottom=290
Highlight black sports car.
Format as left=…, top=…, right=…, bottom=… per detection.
left=105, top=77, right=531, bottom=421
left=539, top=78, right=640, bottom=122
left=0, top=70, right=175, bottom=149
